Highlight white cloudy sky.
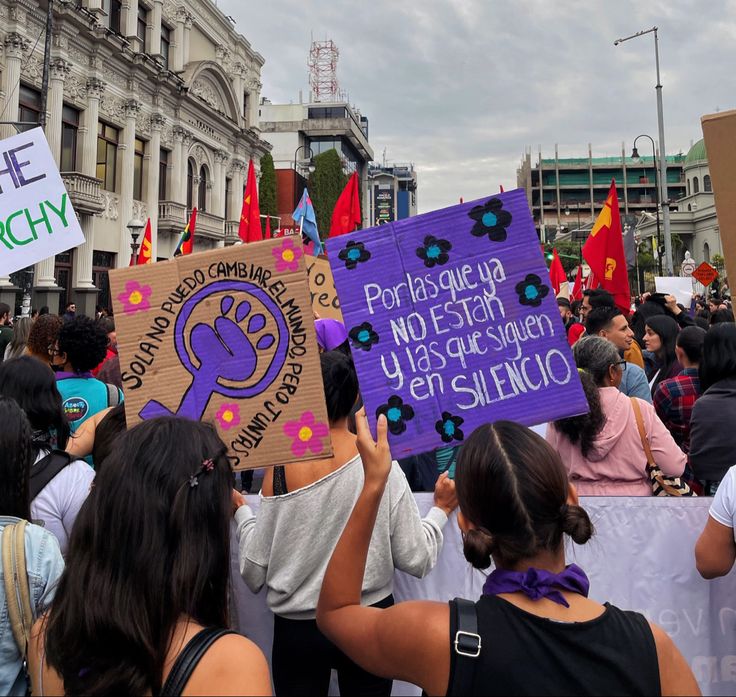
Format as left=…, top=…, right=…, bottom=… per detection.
left=220, top=0, right=736, bottom=213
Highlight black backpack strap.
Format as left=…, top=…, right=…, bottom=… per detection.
left=106, top=383, right=121, bottom=407
left=448, top=598, right=481, bottom=696
left=29, top=450, right=73, bottom=500
left=160, top=627, right=235, bottom=696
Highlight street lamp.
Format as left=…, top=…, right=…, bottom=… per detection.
left=127, top=218, right=145, bottom=266
left=293, top=144, right=315, bottom=208
left=631, top=134, right=662, bottom=275
left=615, top=26, right=673, bottom=275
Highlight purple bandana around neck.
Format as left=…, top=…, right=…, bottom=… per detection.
left=482, top=564, right=590, bottom=608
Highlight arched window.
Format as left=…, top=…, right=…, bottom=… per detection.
left=704, top=242, right=710, bottom=263
left=198, top=165, right=208, bottom=212
left=186, top=159, right=195, bottom=209
left=693, top=176, right=700, bottom=194
left=687, top=179, right=690, bottom=196
left=687, top=204, right=692, bottom=212
left=704, top=174, right=712, bottom=192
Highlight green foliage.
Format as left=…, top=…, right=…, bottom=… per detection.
left=545, top=241, right=582, bottom=274
left=258, top=153, right=277, bottom=234
left=712, top=253, right=725, bottom=271
left=308, top=149, right=347, bottom=239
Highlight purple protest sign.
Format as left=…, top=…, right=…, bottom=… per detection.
left=328, top=189, right=588, bottom=455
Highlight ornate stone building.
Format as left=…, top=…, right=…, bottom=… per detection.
left=0, top=0, right=270, bottom=314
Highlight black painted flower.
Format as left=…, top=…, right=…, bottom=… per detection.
left=376, top=395, right=415, bottom=436
left=416, top=235, right=452, bottom=268
left=435, top=412, right=464, bottom=443
left=338, top=240, right=371, bottom=270
left=515, top=274, right=550, bottom=308
left=468, top=197, right=513, bottom=242
left=348, top=322, right=379, bottom=351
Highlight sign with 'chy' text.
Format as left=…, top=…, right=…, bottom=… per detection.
left=329, top=189, right=588, bottom=456
left=0, top=128, right=84, bottom=276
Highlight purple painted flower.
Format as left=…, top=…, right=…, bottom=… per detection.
left=284, top=411, right=329, bottom=457
left=118, top=280, right=152, bottom=314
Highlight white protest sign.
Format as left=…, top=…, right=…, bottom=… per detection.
left=655, top=276, right=694, bottom=308
left=0, top=127, right=84, bottom=276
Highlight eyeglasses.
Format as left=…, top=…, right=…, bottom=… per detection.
left=47, top=343, right=60, bottom=357
left=614, top=360, right=627, bottom=372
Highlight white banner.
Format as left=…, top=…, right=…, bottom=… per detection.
left=0, top=128, right=84, bottom=277
left=231, top=496, right=736, bottom=696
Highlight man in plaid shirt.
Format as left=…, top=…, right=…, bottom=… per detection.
left=653, top=327, right=706, bottom=490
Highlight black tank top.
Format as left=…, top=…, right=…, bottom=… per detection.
left=447, top=595, right=661, bottom=696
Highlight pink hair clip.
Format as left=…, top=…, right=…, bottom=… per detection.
left=201, top=458, right=215, bottom=472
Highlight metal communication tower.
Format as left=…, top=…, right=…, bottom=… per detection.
left=308, top=39, right=339, bottom=102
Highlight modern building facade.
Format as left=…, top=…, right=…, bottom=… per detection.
left=258, top=100, right=373, bottom=236
left=367, top=162, right=417, bottom=226
left=517, top=144, right=686, bottom=242
left=0, top=0, right=270, bottom=314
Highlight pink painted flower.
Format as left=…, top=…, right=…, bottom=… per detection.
left=118, top=280, right=152, bottom=314
left=272, top=238, right=303, bottom=272
left=216, top=403, right=241, bottom=431
left=284, top=411, right=329, bottom=457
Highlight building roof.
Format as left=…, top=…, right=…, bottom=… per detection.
left=539, top=154, right=685, bottom=166
left=685, top=139, right=707, bottom=164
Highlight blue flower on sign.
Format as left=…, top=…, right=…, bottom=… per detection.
left=468, top=198, right=512, bottom=242
left=435, top=412, right=464, bottom=443
left=338, top=240, right=371, bottom=270
left=515, top=274, right=550, bottom=308
left=376, top=395, right=415, bottom=436
left=348, top=321, right=379, bottom=351
left=416, top=235, right=452, bottom=268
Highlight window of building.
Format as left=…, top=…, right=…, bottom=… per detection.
left=307, top=106, right=347, bottom=120
left=60, top=105, right=79, bottom=172
left=132, top=138, right=145, bottom=200
left=103, top=0, right=122, bottom=34
left=704, top=174, right=712, bottom=193
left=243, top=92, right=249, bottom=123
left=704, top=242, right=710, bottom=263
left=96, top=122, right=119, bottom=192
left=137, top=4, right=148, bottom=48
left=198, top=165, right=208, bottom=212
left=186, top=159, right=195, bottom=209
left=693, top=176, right=699, bottom=194
left=225, top=177, right=232, bottom=219
left=160, top=24, right=171, bottom=68
left=18, top=84, right=41, bottom=132
left=92, top=251, right=116, bottom=313
left=159, top=148, right=169, bottom=200
left=687, top=179, right=690, bottom=196
left=54, top=252, right=73, bottom=313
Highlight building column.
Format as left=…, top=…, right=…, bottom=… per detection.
left=232, top=64, right=244, bottom=120
left=182, top=12, right=193, bottom=66
left=172, top=10, right=186, bottom=72
left=46, top=58, right=70, bottom=167
left=146, top=114, right=165, bottom=260
left=170, top=125, right=184, bottom=203
left=247, top=78, right=261, bottom=130
left=80, top=78, right=104, bottom=176
left=1, top=33, right=29, bottom=139
left=122, top=0, right=140, bottom=48
left=150, top=0, right=163, bottom=57
left=179, top=131, right=193, bottom=203
left=213, top=150, right=228, bottom=218
left=229, top=159, right=244, bottom=220
left=118, top=99, right=142, bottom=267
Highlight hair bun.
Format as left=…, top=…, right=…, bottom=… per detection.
left=463, top=527, right=495, bottom=570
left=560, top=504, right=594, bottom=545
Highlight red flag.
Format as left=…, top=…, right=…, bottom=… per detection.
left=136, top=218, right=153, bottom=265
left=582, top=181, right=630, bottom=314
left=571, top=264, right=583, bottom=301
left=549, top=249, right=567, bottom=296
left=329, top=172, right=361, bottom=238
left=265, top=215, right=272, bottom=239
left=499, top=184, right=505, bottom=193
left=239, top=159, right=262, bottom=243
left=174, top=208, right=196, bottom=256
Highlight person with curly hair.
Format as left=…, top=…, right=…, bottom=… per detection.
left=26, top=314, right=63, bottom=366
left=50, top=317, right=123, bottom=433
left=547, top=337, right=685, bottom=496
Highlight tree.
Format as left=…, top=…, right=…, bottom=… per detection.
left=258, top=152, right=277, bottom=234
left=308, top=149, right=347, bottom=239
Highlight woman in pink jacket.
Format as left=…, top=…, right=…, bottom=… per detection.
left=547, top=337, right=686, bottom=496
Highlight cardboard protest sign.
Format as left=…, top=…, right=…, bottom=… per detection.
left=328, top=189, right=588, bottom=455
left=306, top=255, right=343, bottom=321
left=655, top=277, right=694, bottom=308
left=0, top=128, right=84, bottom=276
left=110, top=240, right=332, bottom=470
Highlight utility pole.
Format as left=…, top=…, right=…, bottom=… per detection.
left=39, top=0, right=54, bottom=130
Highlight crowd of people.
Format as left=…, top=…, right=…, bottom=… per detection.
left=0, top=283, right=733, bottom=696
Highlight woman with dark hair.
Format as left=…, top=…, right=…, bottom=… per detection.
left=709, top=308, right=735, bottom=325
left=643, top=315, right=681, bottom=394
left=689, top=323, right=736, bottom=494
left=315, top=414, right=699, bottom=696
left=234, top=350, right=456, bottom=696
left=0, top=397, right=64, bottom=696
left=547, top=337, right=685, bottom=496
left=0, top=357, right=94, bottom=555
left=29, top=417, right=270, bottom=695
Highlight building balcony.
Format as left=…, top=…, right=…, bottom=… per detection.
left=61, top=172, right=105, bottom=215
left=158, top=200, right=188, bottom=235
left=225, top=220, right=241, bottom=244
left=189, top=209, right=225, bottom=240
